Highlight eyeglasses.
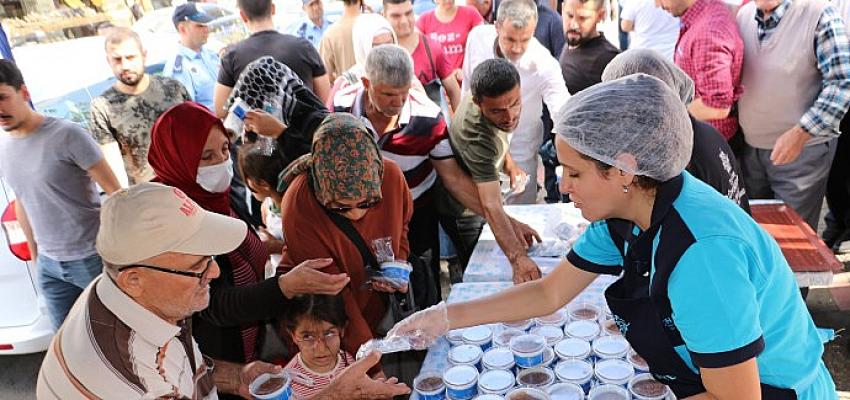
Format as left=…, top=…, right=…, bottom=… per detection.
left=118, top=256, right=215, bottom=282
left=326, top=198, right=381, bottom=214
left=293, top=328, right=341, bottom=347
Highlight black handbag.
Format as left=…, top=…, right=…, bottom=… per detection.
left=421, top=34, right=444, bottom=106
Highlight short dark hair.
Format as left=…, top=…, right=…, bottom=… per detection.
left=343, top=0, right=362, bottom=6
left=237, top=0, right=273, bottom=20
left=470, top=58, right=520, bottom=101
left=237, top=141, right=286, bottom=189
left=104, top=27, right=144, bottom=52
left=382, top=0, right=410, bottom=8
left=0, top=60, right=25, bottom=90
left=283, top=295, right=349, bottom=334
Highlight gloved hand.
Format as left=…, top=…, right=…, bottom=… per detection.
left=386, top=301, right=450, bottom=350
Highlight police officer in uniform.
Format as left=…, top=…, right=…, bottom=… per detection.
left=283, top=0, right=331, bottom=50
left=164, top=3, right=220, bottom=111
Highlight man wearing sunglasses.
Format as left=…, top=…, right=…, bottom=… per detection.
left=37, top=183, right=410, bottom=399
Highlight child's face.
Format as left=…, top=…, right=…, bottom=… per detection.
left=292, top=318, right=343, bottom=373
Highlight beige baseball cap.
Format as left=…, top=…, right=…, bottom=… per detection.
left=96, top=182, right=248, bottom=266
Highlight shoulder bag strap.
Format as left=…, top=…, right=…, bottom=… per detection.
left=322, top=207, right=380, bottom=268
left=421, top=33, right=438, bottom=80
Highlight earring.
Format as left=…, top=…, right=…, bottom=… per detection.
left=622, top=185, right=629, bottom=193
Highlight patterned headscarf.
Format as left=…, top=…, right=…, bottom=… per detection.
left=278, top=114, right=383, bottom=207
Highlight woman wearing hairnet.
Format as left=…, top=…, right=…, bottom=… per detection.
left=388, top=75, right=836, bottom=399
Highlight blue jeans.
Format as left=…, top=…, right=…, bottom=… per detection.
left=37, top=253, right=103, bottom=329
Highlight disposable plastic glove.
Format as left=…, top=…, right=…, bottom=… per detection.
left=386, top=301, right=450, bottom=350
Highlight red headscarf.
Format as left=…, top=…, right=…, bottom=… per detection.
left=148, top=102, right=231, bottom=215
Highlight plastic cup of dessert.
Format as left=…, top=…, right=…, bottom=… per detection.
left=546, top=382, right=585, bottom=400
left=554, top=338, right=591, bottom=361
left=509, top=334, right=547, bottom=368
left=530, top=325, right=564, bottom=347
left=594, top=358, right=635, bottom=387
left=464, top=325, right=494, bottom=352
left=629, top=373, right=671, bottom=400
left=534, top=310, right=567, bottom=328
left=249, top=371, right=293, bottom=400
left=474, top=395, right=506, bottom=400
left=563, top=320, right=601, bottom=342
left=553, top=359, right=593, bottom=394
left=627, top=350, right=649, bottom=374
left=414, top=371, right=447, bottom=400
left=515, top=367, right=555, bottom=390
left=501, top=319, right=534, bottom=332
left=449, top=344, right=484, bottom=371
left=587, top=384, right=631, bottom=400
left=478, top=369, right=515, bottom=395
left=447, top=329, right=466, bottom=347
left=444, top=365, right=480, bottom=400
left=601, top=319, right=622, bottom=336
left=505, top=387, right=551, bottom=400
left=494, top=328, right=526, bottom=348
left=483, top=347, right=516, bottom=371
left=591, top=335, right=631, bottom=361
left=566, top=303, right=601, bottom=322
left=540, top=347, right=556, bottom=369
left=379, top=261, right=412, bottom=285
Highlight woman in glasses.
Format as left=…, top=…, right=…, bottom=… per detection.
left=278, top=113, right=413, bottom=363
left=147, top=102, right=350, bottom=399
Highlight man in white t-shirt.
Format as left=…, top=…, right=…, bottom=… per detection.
left=620, top=0, right=679, bottom=60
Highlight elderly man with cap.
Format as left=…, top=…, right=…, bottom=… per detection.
left=36, top=183, right=411, bottom=399
left=163, top=2, right=221, bottom=110
left=283, top=0, right=332, bottom=49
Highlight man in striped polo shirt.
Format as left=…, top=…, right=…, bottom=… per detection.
left=333, top=44, right=539, bottom=307
left=37, top=183, right=410, bottom=399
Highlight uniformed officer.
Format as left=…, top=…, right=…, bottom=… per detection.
left=163, top=3, right=220, bottom=111
left=283, top=0, right=332, bottom=49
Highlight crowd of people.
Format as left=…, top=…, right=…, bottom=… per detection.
left=0, top=0, right=848, bottom=396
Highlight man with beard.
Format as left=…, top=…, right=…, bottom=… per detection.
left=558, top=0, right=619, bottom=94
left=90, top=28, right=191, bottom=185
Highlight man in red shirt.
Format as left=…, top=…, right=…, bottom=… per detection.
left=658, top=0, right=744, bottom=141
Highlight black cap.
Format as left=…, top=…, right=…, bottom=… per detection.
left=172, top=3, right=215, bottom=27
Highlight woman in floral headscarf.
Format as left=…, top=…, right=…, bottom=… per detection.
left=279, top=113, right=413, bottom=358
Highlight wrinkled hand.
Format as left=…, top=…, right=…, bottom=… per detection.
left=510, top=217, right=541, bottom=248
left=511, top=254, right=542, bottom=284
left=386, top=302, right=450, bottom=350
left=370, top=280, right=409, bottom=294
left=326, top=351, right=410, bottom=399
left=279, top=258, right=350, bottom=299
left=236, top=361, right=282, bottom=399
left=770, top=125, right=811, bottom=166
left=244, top=110, right=287, bottom=139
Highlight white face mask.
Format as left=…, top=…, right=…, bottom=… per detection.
left=196, top=158, right=234, bottom=193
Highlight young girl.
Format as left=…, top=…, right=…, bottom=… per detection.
left=237, top=142, right=286, bottom=276
left=283, top=295, right=356, bottom=398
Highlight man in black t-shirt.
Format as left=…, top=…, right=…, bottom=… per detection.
left=558, top=0, right=619, bottom=94
left=212, top=0, right=331, bottom=117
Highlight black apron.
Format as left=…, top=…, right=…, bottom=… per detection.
left=602, top=215, right=797, bottom=399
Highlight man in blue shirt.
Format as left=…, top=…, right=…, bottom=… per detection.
left=283, top=0, right=332, bottom=49
left=163, top=3, right=220, bottom=110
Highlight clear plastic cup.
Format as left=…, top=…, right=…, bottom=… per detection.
left=414, top=371, right=446, bottom=400
left=474, top=395, right=506, bottom=400
left=501, top=319, right=534, bottom=332
left=449, top=344, right=484, bottom=371
left=464, top=325, right=494, bottom=351
left=546, top=382, right=585, bottom=400
left=509, top=334, right=546, bottom=368
left=601, top=319, right=623, bottom=336
left=627, top=349, right=649, bottom=374
left=249, top=371, right=293, bottom=400
left=534, top=310, right=567, bottom=328
left=566, top=303, right=601, bottom=322
left=553, top=359, right=593, bottom=394
left=591, top=335, right=631, bottom=361
left=447, top=329, right=466, bottom=347
left=594, top=359, right=635, bottom=387
left=494, top=328, right=526, bottom=348
left=563, top=320, right=601, bottom=342
left=478, top=369, right=515, bottom=395
left=515, top=367, right=555, bottom=390
left=554, top=338, right=591, bottom=361
left=483, top=347, right=516, bottom=371
left=629, top=373, right=670, bottom=400
left=530, top=325, right=564, bottom=347
left=444, top=365, right=480, bottom=400
left=588, top=384, right=630, bottom=400
left=505, top=387, right=551, bottom=400
left=540, top=347, right=556, bottom=369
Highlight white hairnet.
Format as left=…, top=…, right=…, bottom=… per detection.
left=554, top=74, right=693, bottom=182
left=352, top=14, right=398, bottom=65
left=601, top=49, right=695, bottom=104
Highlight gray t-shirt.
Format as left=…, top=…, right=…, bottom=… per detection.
left=0, top=117, right=103, bottom=261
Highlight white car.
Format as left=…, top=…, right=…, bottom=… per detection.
left=0, top=180, right=53, bottom=355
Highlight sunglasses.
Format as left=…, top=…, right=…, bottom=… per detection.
left=326, top=198, right=381, bottom=214
left=118, top=256, right=215, bottom=282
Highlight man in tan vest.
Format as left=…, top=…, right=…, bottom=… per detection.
left=736, top=0, right=850, bottom=229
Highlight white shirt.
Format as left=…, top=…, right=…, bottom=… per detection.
left=461, top=24, right=569, bottom=163
left=621, top=0, right=680, bottom=60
